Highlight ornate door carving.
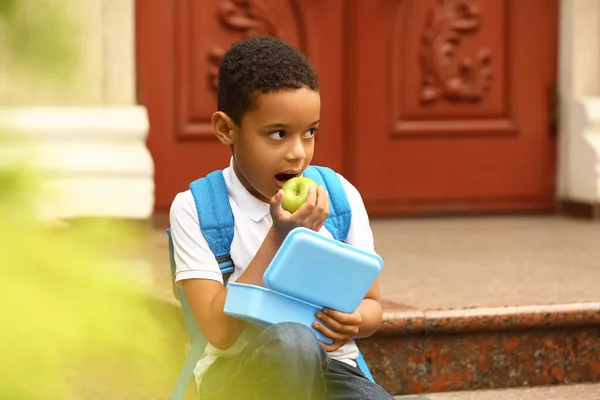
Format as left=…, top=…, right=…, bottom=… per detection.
left=346, top=0, right=558, bottom=215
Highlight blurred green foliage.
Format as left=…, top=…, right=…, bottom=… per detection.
left=0, top=0, right=77, bottom=80
left=0, top=2, right=184, bottom=399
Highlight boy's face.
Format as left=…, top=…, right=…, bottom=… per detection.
left=224, top=87, right=321, bottom=203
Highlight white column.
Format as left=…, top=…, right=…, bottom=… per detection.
left=0, top=107, right=153, bottom=220
left=557, top=0, right=600, bottom=207
left=1, top=0, right=154, bottom=221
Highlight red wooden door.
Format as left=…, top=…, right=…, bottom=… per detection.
left=136, top=0, right=344, bottom=212
left=137, top=0, right=559, bottom=217
left=345, top=0, right=558, bottom=215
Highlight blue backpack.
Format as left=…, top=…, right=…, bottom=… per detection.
left=166, top=165, right=374, bottom=400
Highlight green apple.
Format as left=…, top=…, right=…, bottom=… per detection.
left=281, top=176, right=318, bottom=213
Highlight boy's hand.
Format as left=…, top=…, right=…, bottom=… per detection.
left=269, top=186, right=329, bottom=239
left=313, top=308, right=362, bottom=352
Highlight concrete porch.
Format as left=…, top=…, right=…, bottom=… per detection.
left=137, top=215, right=600, bottom=311
left=372, top=215, right=600, bottom=309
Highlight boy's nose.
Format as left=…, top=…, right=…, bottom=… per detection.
left=285, top=138, right=307, bottom=162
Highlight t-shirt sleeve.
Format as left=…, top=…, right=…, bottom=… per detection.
left=169, top=191, right=224, bottom=284
left=337, top=174, right=377, bottom=255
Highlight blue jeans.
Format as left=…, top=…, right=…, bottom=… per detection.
left=199, top=322, right=394, bottom=400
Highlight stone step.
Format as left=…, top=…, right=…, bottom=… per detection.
left=358, top=301, right=600, bottom=396
left=121, top=224, right=600, bottom=398
left=395, top=383, right=600, bottom=399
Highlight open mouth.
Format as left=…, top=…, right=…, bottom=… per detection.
left=275, top=171, right=301, bottom=188
left=275, top=172, right=299, bottom=182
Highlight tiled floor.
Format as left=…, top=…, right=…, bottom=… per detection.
left=138, top=215, right=600, bottom=310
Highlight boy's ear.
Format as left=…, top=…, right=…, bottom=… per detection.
left=212, top=111, right=236, bottom=145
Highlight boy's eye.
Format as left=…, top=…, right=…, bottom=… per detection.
left=268, top=130, right=286, bottom=140
left=303, top=128, right=318, bottom=138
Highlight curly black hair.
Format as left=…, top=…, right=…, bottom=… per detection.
left=217, top=36, right=319, bottom=126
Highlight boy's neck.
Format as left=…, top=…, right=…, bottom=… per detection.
left=232, top=158, right=270, bottom=204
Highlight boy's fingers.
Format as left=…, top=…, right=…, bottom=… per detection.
left=318, top=310, right=360, bottom=337
left=301, top=186, right=326, bottom=230
left=309, top=184, right=318, bottom=203
left=316, top=312, right=341, bottom=332
left=316, top=186, right=329, bottom=217
left=270, top=189, right=284, bottom=205
left=312, top=321, right=347, bottom=342
left=269, top=190, right=285, bottom=215
left=270, top=190, right=293, bottom=225
left=322, top=308, right=359, bottom=325
left=321, top=186, right=330, bottom=216
left=304, top=185, right=317, bottom=207
left=293, top=186, right=317, bottom=219
left=316, top=186, right=328, bottom=208
left=313, top=186, right=330, bottom=230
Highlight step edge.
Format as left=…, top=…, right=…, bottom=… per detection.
left=375, top=301, right=600, bottom=336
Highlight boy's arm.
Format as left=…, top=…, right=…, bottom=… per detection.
left=180, top=228, right=282, bottom=350
left=172, top=187, right=329, bottom=351
left=356, top=279, right=382, bottom=338
left=170, top=192, right=282, bottom=351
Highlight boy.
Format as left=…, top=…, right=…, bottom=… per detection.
left=169, top=36, right=393, bottom=400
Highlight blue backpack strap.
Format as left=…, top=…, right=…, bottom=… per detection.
left=164, top=170, right=235, bottom=348
left=189, top=170, right=235, bottom=275
left=302, top=166, right=352, bottom=242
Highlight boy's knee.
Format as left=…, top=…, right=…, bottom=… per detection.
left=260, top=322, right=324, bottom=363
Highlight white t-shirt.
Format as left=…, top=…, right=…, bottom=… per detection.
left=169, top=158, right=378, bottom=389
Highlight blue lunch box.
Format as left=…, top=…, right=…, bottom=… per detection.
left=223, top=227, right=383, bottom=344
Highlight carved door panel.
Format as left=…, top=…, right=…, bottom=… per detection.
left=136, top=0, right=344, bottom=212
left=346, top=0, right=558, bottom=215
